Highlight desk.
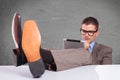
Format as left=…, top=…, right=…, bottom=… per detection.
left=0, top=65, right=120, bottom=80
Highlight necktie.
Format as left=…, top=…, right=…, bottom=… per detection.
left=88, top=46, right=92, bottom=53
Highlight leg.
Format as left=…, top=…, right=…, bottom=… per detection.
left=51, top=48, right=92, bottom=71
left=40, top=48, right=57, bottom=71
left=22, top=20, right=45, bottom=78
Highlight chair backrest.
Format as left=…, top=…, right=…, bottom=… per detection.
left=63, top=38, right=84, bottom=49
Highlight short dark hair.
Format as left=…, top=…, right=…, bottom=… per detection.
left=82, top=17, right=99, bottom=31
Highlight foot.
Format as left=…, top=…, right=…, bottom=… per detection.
left=12, top=12, right=27, bottom=66
left=22, top=20, right=45, bottom=78
left=22, top=20, right=41, bottom=62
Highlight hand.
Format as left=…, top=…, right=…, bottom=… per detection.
left=81, top=40, right=90, bottom=50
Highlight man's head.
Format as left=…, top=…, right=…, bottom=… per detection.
left=80, top=17, right=99, bottom=44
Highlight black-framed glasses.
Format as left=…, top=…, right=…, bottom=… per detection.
left=80, top=28, right=98, bottom=36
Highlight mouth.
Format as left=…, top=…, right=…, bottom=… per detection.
left=84, top=37, right=90, bottom=41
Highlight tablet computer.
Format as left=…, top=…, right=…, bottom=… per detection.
left=63, top=38, right=84, bottom=49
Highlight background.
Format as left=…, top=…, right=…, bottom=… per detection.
left=0, top=0, right=120, bottom=64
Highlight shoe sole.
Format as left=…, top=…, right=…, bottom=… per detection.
left=22, top=20, right=41, bottom=62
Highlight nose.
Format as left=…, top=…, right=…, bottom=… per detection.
left=84, top=32, right=89, bottom=36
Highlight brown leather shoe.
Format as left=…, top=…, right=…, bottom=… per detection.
left=22, top=20, right=41, bottom=62
left=12, top=12, right=27, bottom=66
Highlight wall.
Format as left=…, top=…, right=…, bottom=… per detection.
left=0, top=0, right=120, bottom=64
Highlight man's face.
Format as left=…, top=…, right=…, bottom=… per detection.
left=80, top=24, right=99, bottom=44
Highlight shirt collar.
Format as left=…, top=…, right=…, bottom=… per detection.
left=89, top=41, right=95, bottom=53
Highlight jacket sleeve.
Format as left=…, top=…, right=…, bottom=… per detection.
left=102, top=47, right=112, bottom=64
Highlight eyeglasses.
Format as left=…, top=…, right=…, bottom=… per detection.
left=80, top=28, right=98, bottom=36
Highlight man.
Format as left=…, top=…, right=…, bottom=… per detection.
left=80, top=17, right=112, bottom=64
left=12, top=14, right=112, bottom=78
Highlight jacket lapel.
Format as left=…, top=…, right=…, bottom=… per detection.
left=91, top=42, right=100, bottom=64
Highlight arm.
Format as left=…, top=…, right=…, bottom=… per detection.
left=102, top=47, right=112, bottom=64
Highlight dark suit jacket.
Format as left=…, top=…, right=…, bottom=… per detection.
left=91, top=42, right=112, bottom=64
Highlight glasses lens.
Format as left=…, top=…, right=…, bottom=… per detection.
left=88, top=31, right=94, bottom=36
left=80, top=30, right=85, bottom=35
left=80, top=28, right=97, bottom=36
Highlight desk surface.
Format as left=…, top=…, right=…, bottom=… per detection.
left=0, top=65, right=120, bottom=80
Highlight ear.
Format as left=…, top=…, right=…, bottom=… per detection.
left=96, top=30, right=99, bottom=37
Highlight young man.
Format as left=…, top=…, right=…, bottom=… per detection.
left=12, top=14, right=112, bottom=78
left=80, top=17, right=112, bottom=64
